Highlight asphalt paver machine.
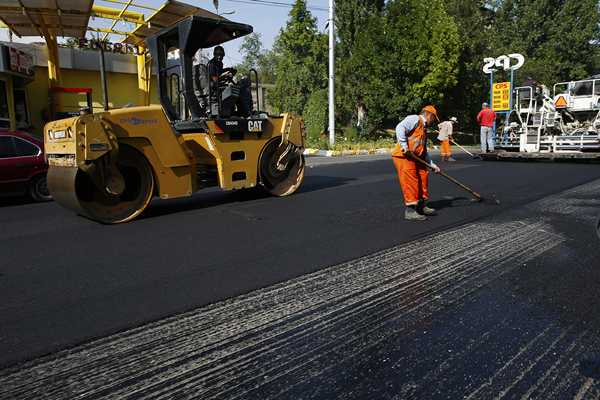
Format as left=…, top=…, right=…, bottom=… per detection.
left=44, top=15, right=306, bottom=223
left=489, top=75, right=600, bottom=161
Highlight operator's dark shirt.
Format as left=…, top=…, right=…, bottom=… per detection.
left=208, top=57, right=223, bottom=81
left=522, top=79, right=539, bottom=91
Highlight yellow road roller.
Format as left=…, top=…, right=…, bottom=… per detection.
left=44, top=15, right=305, bottom=223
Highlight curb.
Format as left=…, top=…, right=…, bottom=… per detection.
left=303, top=148, right=394, bottom=157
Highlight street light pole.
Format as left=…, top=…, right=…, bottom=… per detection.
left=328, top=0, right=335, bottom=147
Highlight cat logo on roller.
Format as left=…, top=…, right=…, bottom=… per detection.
left=249, top=120, right=263, bottom=132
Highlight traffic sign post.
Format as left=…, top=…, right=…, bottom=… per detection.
left=483, top=54, right=525, bottom=133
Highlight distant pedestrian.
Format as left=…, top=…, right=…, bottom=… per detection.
left=392, top=105, right=441, bottom=221
left=437, top=117, right=457, bottom=162
left=477, top=103, right=496, bottom=153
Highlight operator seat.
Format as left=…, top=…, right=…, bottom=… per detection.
left=517, top=86, right=538, bottom=112
left=193, top=63, right=211, bottom=109
left=193, top=63, right=235, bottom=116
left=192, top=64, right=254, bottom=118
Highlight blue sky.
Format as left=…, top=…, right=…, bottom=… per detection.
left=0, top=0, right=329, bottom=66
left=217, top=0, right=329, bottom=64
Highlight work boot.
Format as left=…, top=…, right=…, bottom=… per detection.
left=447, top=156, right=457, bottom=162
left=405, top=206, right=427, bottom=221
left=417, top=200, right=437, bottom=215
left=442, top=156, right=447, bottom=162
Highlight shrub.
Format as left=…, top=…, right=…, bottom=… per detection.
left=303, top=89, right=328, bottom=136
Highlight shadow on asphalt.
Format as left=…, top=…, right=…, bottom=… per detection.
left=295, top=175, right=357, bottom=194
left=140, top=187, right=271, bottom=220
left=0, top=195, right=39, bottom=208
left=427, top=196, right=473, bottom=211
left=138, top=174, right=355, bottom=221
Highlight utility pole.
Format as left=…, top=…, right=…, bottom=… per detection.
left=328, top=0, right=335, bottom=147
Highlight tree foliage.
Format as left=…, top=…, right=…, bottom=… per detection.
left=442, top=0, right=494, bottom=132
left=334, top=0, right=384, bottom=129
left=265, top=0, right=328, bottom=132
left=350, top=0, right=460, bottom=125
left=236, top=33, right=279, bottom=84
left=250, top=0, right=600, bottom=134
left=491, top=0, right=600, bottom=84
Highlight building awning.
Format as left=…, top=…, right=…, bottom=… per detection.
left=0, top=0, right=92, bottom=39
left=0, top=0, right=224, bottom=48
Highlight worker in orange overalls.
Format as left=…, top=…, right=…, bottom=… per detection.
left=437, top=116, right=457, bottom=162
left=392, top=106, right=442, bottom=221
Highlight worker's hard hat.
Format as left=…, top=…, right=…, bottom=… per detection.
left=422, top=105, right=439, bottom=123
left=482, top=102, right=489, bottom=107
left=450, top=117, right=458, bottom=123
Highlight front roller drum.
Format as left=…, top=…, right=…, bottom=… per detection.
left=258, top=139, right=305, bottom=196
left=47, top=146, right=154, bottom=223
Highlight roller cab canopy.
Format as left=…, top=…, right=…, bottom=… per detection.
left=145, top=15, right=253, bottom=122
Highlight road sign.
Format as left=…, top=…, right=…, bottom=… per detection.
left=492, top=82, right=511, bottom=111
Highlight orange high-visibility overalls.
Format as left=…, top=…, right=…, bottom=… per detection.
left=441, top=140, right=452, bottom=157
left=392, top=116, right=430, bottom=206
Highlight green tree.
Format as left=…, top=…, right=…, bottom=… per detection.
left=237, top=33, right=262, bottom=75
left=443, top=0, right=495, bottom=132
left=491, top=0, right=600, bottom=85
left=351, top=0, right=460, bottom=125
left=235, top=32, right=279, bottom=84
left=257, top=49, right=280, bottom=84
left=334, top=0, right=384, bottom=132
left=266, top=0, right=328, bottom=133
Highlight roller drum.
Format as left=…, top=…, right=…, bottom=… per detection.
left=258, top=139, right=305, bottom=197
left=47, top=146, right=155, bottom=223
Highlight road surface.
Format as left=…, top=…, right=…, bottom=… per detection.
left=1, top=149, right=599, bottom=398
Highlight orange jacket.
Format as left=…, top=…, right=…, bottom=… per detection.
left=392, top=116, right=428, bottom=157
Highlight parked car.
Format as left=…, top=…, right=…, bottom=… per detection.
left=0, top=129, right=52, bottom=202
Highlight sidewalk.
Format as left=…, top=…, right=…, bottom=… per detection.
left=303, top=146, right=481, bottom=157
left=303, top=146, right=483, bottom=167
left=303, top=145, right=481, bottom=157
left=303, top=148, right=394, bottom=157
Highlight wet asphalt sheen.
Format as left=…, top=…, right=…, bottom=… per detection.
left=1, top=149, right=600, bottom=399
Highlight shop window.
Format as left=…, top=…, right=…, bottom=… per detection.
left=0, top=80, right=8, bottom=128
left=14, top=88, right=30, bottom=129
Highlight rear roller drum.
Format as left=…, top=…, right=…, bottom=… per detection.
left=258, top=139, right=305, bottom=197
left=47, top=146, right=154, bottom=223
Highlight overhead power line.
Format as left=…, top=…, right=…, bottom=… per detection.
left=225, top=0, right=328, bottom=12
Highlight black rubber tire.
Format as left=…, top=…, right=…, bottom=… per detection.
left=28, top=173, right=53, bottom=202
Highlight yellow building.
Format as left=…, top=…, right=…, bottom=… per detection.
left=0, top=41, right=160, bottom=137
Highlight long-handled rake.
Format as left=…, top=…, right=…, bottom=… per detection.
left=451, top=139, right=480, bottom=159
left=408, top=153, right=499, bottom=205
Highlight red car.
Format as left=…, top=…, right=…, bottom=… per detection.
left=0, top=130, right=52, bottom=202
